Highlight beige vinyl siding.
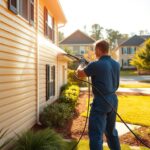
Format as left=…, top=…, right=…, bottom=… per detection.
left=57, top=61, right=67, bottom=95
left=0, top=1, right=37, bottom=147
left=38, top=3, right=59, bottom=110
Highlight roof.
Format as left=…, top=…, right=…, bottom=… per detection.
left=120, top=35, right=150, bottom=46
left=41, top=0, right=67, bottom=24
left=59, top=30, right=95, bottom=45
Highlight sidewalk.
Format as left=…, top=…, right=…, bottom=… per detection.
left=116, top=122, right=140, bottom=136
left=118, top=88, right=150, bottom=95
left=80, top=87, right=150, bottom=95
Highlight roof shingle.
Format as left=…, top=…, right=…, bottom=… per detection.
left=59, top=30, right=95, bottom=45
left=120, top=35, right=150, bottom=46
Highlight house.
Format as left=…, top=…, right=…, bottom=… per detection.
left=115, top=35, right=150, bottom=69
left=59, top=29, right=95, bottom=57
left=0, top=0, right=71, bottom=148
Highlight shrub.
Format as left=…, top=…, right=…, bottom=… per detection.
left=14, top=128, right=66, bottom=150
left=59, top=84, right=80, bottom=109
left=67, top=69, right=88, bottom=87
left=40, top=102, right=73, bottom=128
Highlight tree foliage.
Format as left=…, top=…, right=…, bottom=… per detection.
left=59, top=31, right=64, bottom=42
left=131, top=38, right=150, bottom=70
left=84, top=50, right=96, bottom=62
left=106, top=29, right=124, bottom=49
left=90, top=24, right=103, bottom=40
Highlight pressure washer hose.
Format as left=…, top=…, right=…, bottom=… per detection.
left=71, top=74, right=150, bottom=150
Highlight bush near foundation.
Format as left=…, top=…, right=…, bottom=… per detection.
left=14, top=128, right=66, bottom=150
left=59, top=84, right=80, bottom=109
left=40, top=102, right=73, bottom=128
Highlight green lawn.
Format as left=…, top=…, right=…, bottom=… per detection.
left=117, top=95, right=150, bottom=126
left=120, top=83, right=150, bottom=88
left=82, top=95, right=150, bottom=126
left=120, top=70, right=138, bottom=76
left=66, top=140, right=149, bottom=150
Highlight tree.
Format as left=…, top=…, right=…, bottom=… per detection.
left=131, top=38, right=150, bottom=70
left=90, top=24, right=103, bottom=40
left=63, top=47, right=72, bottom=54
left=84, top=50, right=96, bottom=62
left=58, top=31, right=64, bottom=42
left=106, top=29, right=125, bottom=49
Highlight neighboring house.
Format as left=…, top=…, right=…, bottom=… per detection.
left=115, top=35, right=150, bottom=69
left=0, top=0, right=70, bottom=148
left=59, top=29, right=95, bottom=57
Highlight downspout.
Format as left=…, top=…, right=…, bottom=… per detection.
left=36, top=0, right=40, bottom=124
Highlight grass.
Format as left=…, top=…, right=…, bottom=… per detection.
left=117, top=95, right=150, bottom=126
left=66, top=140, right=148, bottom=150
left=120, top=83, right=150, bottom=88
left=82, top=95, right=150, bottom=126
left=120, top=70, right=138, bottom=76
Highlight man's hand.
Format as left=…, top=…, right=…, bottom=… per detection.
left=76, top=65, right=87, bottom=78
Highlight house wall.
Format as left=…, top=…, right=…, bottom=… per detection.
left=57, top=61, right=67, bottom=95
left=38, top=2, right=67, bottom=111
left=0, top=0, right=37, bottom=147
left=60, top=44, right=93, bottom=56
left=0, top=0, right=68, bottom=149
left=118, top=46, right=137, bottom=69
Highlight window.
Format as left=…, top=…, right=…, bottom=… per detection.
left=8, top=0, right=34, bottom=25
left=80, top=49, right=85, bottom=55
left=128, top=59, right=131, bottom=66
left=62, top=65, right=65, bottom=85
left=127, top=47, right=130, bottom=54
left=44, top=7, right=55, bottom=42
left=130, top=47, right=135, bottom=54
left=46, top=64, right=55, bottom=101
left=122, top=59, right=128, bottom=66
left=122, top=47, right=127, bottom=54
left=19, top=0, right=28, bottom=20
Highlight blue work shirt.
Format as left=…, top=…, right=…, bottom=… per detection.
left=84, top=55, right=120, bottom=112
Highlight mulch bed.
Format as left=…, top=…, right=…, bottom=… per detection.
left=34, top=91, right=150, bottom=147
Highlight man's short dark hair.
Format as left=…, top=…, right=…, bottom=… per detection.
left=95, top=40, right=109, bottom=53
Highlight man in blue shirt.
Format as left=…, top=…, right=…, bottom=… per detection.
left=76, top=40, right=121, bottom=150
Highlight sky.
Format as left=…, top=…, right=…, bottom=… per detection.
left=59, top=0, right=150, bottom=37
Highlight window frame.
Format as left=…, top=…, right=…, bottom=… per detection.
left=8, top=0, right=34, bottom=26
left=44, top=7, right=55, bottom=42
left=46, top=64, right=56, bottom=101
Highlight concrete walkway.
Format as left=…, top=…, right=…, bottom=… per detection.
left=116, top=122, right=140, bottom=136
left=120, top=75, right=150, bottom=83
left=80, top=87, right=150, bottom=95
left=117, top=88, right=150, bottom=95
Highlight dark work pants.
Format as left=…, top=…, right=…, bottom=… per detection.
left=88, top=107, right=121, bottom=150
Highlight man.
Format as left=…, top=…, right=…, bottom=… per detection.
left=76, top=40, right=121, bottom=150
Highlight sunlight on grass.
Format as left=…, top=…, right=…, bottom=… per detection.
left=120, top=83, right=150, bottom=88
left=117, top=95, right=150, bottom=126
left=81, top=95, right=150, bottom=126
left=120, top=70, right=138, bottom=76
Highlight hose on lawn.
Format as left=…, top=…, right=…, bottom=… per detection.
left=71, top=74, right=150, bottom=150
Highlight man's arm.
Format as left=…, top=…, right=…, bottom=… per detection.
left=76, top=61, right=96, bottom=78
left=76, top=65, right=87, bottom=78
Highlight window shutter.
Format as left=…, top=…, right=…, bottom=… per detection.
left=53, top=66, right=55, bottom=96
left=46, top=64, right=50, bottom=101
left=52, top=17, right=55, bottom=42
left=8, top=0, right=18, bottom=14
left=29, top=0, right=34, bottom=26
left=44, top=7, right=48, bottom=36
left=122, top=48, right=124, bottom=54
